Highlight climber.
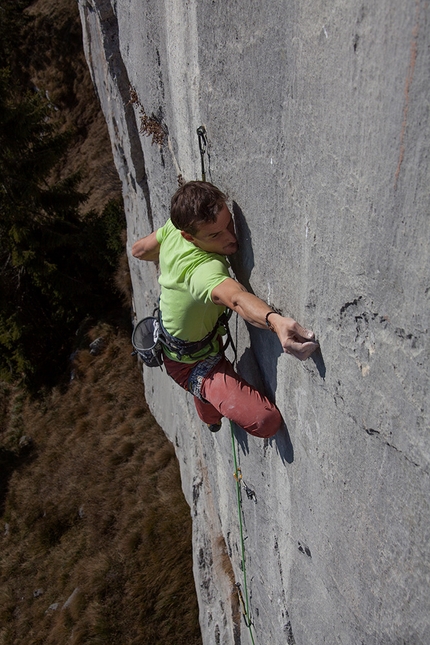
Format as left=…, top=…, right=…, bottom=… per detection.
left=131, top=181, right=319, bottom=438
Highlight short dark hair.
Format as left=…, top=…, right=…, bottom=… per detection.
left=170, top=181, right=227, bottom=235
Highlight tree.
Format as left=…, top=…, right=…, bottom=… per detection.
left=0, top=66, right=125, bottom=389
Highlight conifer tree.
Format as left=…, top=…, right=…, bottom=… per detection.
left=0, top=5, right=125, bottom=389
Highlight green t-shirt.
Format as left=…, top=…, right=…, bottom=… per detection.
left=156, top=219, right=230, bottom=363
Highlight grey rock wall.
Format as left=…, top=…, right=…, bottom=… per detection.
left=78, top=1, right=429, bottom=643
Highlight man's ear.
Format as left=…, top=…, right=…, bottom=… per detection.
left=181, top=230, right=195, bottom=243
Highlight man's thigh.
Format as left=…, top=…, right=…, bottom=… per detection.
left=201, top=357, right=282, bottom=438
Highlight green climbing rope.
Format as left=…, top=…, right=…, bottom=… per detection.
left=230, top=420, right=256, bottom=645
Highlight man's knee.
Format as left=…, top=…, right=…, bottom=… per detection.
left=251, top=406, right=282, bottom=439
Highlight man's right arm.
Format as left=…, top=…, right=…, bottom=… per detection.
left=212, top=277, right=319, bottom=361
left=131, top=231, right=160, bottom=262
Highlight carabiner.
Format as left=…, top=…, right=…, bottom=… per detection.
left=197, top=126, right=208, bottom=181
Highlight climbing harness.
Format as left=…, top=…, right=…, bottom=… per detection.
left=158, top=309, right=233, bottom=361
left=132, top=307, right=235, bottom=367
left=231, top=420, right=256, bottom=644
left=197, top=125, right=208, bottom=181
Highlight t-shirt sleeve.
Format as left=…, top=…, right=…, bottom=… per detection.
left=155, top=223, right=166, bottom=244
left=187, top=257, right=230, bottom=304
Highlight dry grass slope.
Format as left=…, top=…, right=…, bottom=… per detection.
left=0, top=328, right=202, bottom=645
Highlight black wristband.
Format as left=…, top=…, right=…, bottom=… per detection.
left=265, top=311, right=278, bottom=332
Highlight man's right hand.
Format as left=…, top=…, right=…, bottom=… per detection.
left=268, top=314, right=319, bottom=360
left=211, top=278, right=319, bottom=361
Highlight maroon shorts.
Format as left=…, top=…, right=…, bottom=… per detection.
left=163, top=354, right=282, bottom=439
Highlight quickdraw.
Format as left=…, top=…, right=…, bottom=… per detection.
left=197, top=125, right=208, bottom=181
left=242, top=479, right=257, bottom=504
left=233, top=468, right=257, bottom=503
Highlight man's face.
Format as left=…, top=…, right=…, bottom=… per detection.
left=181, top=203, right=238, bottom=255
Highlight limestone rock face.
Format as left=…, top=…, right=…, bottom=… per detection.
left=78, top=1, right=429, bottom=643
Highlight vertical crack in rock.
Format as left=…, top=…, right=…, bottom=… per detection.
left=394, top=0, right=421, bottom=189
left=80, top=0, right=154, bottom=229
left=215, top=535, right=241, bottom=645
left=162, top=0, right=201, bottom=179
left=274, top=536, right=297, bottom=645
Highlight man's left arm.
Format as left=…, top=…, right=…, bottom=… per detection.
left=131, top=231, right=160, bottom=262
left=211, top=278, right=319, bottom=361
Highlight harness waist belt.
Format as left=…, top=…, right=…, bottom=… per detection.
left=158, top=310, right=231, bottom=360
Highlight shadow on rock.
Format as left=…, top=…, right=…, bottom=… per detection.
left=229, top=201, right=255, bottom=293
left=271, top=422, right=294, bottom=465
left=310, top=346, right=326, bottom=379
left=231, top=422, right=250, bottom=455
left=228, top=200, right=317, bottom=465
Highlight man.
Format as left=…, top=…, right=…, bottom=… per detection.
left=132, top=181, right=318, bottom=439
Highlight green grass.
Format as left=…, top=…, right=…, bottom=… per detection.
left=0, top=328, right=202, bottom=645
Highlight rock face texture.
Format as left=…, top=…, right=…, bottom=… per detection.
left=78, top=1, right=429, bottom=643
